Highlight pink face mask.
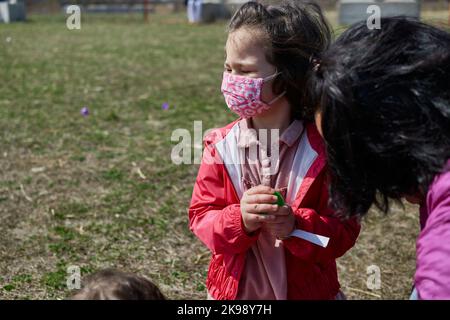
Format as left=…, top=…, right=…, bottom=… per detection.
left=221, top=71, right=286, bottom=118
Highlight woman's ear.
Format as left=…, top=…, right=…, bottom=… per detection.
left=314, top=110, right=323, bottom=137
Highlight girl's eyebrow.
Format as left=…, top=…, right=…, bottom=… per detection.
left=224, top=61, right=237, bottom=68
left=224, top=61, right=256, bottom=69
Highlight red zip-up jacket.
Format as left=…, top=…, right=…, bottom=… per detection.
left=189, top=120, right=360, bottom=300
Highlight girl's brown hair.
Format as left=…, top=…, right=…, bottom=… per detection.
left=228, top=0, right=331, bottom=119
left=71, top=269, right=166, bottom=300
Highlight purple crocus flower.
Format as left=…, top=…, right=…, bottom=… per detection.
left=161, top=102, right=169, bottom=110
left=81, top=107, right=89, bottom=116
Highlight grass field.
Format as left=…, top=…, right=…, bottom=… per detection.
left=0, top=10, right=447, bottom=300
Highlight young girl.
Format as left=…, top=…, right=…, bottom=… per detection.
left=309, top=17, right=450, bottom=299
left=189, top=1, right=360, bottom=300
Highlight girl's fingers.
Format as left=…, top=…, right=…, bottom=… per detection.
left=264, top=214, right=290, bottom=223
left=271, top=206, right=291, bottom=216
left=247, top=213, right=276, bottom=222
left=245, top=194, right=278, bottom=204
left=264, top=218, right=289, bottom=224
left=245, top=203, right=278, bottom=213
left=246, top=185, right=275, bottom=195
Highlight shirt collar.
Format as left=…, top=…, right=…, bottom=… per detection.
left=237, top=118, right=304, bottom=148
left=280, top=119, right=304, bottom=147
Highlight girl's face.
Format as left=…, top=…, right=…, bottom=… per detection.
left=224, top=28, right=281, bottom=106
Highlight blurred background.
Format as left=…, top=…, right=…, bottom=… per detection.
left=2, top=0, right=450, bottom=24
left=0, top=0, right=449, bottom=300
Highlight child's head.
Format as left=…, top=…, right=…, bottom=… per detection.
left=223, top=0, right=330, bottom=119
left=310, top=17, right=450, bottom=217
left=71, top=269, right=166, bottom=300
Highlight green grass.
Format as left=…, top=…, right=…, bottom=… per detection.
left=0, top=12, right=229, bottom=300
left=0, top=10, right=447, bottom=300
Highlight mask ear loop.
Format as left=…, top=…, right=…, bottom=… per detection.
left=263, top=70, right=287, bottom=105
left=263, top=70, right=282, bottom=82
left=267, top=90, right=286, bottom=105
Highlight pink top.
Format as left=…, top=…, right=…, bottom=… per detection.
left=235, top=118, right=305, bottom=300
left=415, top=161, right=450, bottom=299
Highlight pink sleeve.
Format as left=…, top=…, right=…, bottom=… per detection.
left=415, top=170, right=450, bottom=299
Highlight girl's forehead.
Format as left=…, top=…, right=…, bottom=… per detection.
left=225, top=29, right=268, bottom=64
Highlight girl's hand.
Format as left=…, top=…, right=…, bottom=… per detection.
left=240, top=185, right=279, bottom=234
left=265, top=205, right=296, bottom=239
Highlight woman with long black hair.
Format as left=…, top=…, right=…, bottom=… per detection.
left=308, top=17, right=450, bottom=299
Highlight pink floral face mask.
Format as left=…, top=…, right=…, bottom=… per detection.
left=221, top=71, right=286, bottom=118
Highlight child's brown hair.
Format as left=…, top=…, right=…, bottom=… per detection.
left=71, top=269, right=166, bottom=300
left=228, top=0, right=331, bottom=119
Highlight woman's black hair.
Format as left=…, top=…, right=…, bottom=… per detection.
left=308, top=17, right=450, bottom=217
left=228, top=0, right=331, bottom=120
